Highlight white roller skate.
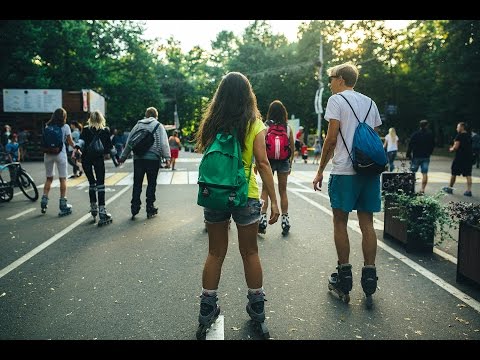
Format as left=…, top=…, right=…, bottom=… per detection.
left=281, top=213, right=290, bottom=235
left=58, top=197, right=72, bottom=217
left=258, top=213, right=267, bottom=234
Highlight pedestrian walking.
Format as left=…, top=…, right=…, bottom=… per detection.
left=194, top=72, right=279, bottom=339
left=258, top=100, right=294, bottom=236
left=40, top=108, right=76, bottom=216
left=312, top=62, right=382, bottom=308
left=443, top=122, right=473, bottom=196
left=75, top=110, right=115, bottom=226
left=384, top=127, right=398, bottom=172
left=168, top=130, right=181, bottom=170
left=119, top=107, right=171, bottom=219
left=406, top=119, right=435, bottom=194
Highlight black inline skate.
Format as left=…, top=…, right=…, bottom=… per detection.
left=196, top=293, right=220, bottom=340
left=98, top=206, right=112, bottom=227
left=246, top=291, right=271, bottom=340
left=146, top=205, right=158, bottom=219
left=281, top=213, right=290, bottom=236
left=90, top=202, right=98, bottom=223
left=131, top=204, right=140, bottom=220
left=361, top=265, right=378, bottom=309
left=40, top=195, right=48, bottom=214
left=328, top=263, right=352, bottom=304
left=258, top=213, right=267, bottom=234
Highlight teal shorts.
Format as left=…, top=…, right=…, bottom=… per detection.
left=328, top=174, right=381, bottom=213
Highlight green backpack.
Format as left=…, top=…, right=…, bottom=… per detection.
left=197, top=132, right=252, bottom=211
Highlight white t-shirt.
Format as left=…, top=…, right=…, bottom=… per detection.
left=59, top=124, right=71, bottom=155
left=324, top=89, right=382, bottom=175
left=385, top=134, right=399, bottom=152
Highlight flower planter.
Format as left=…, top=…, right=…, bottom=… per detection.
left=383, top=197, right=434, bottom=253
left=457, top=222, right=480, bottom=286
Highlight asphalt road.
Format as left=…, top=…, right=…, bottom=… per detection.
left=0, top=153, right=479, bottom=340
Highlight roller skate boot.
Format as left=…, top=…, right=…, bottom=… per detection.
left=361, top=265, right=378, bottom=309
left=40, top=195, right=48, bottom=214
left=98, top=206, right=112, bottom=227
left=131, top=204, right=140, bottom=220
left=328, top=263, right=352, bottom=303
left=258, top=213, right=267, bottom=234
left=281, top=213, right=290, bottom=235
left=58, top=197, right=72, bottom=217
left=90, top=202, right=98, bottom=223
left=146, top=205, right=158, bottom=219
left=196, top=293, right=220, bottom=340
left=246, top=291, right=270, bottom=339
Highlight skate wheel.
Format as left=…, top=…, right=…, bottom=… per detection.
left=196, top=324, right=207, bottom=340
left=259, top=323, right=271, bottom=340
left=365, top=295, right=373, bottom=309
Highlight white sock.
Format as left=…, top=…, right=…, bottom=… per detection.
left=248, top=287, right=264, bottom=295
left=201, top=288, right=217, bottom=297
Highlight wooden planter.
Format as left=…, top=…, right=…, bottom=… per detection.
left=383, top=197, right=434, bottom=253
left=457, top=222, right=480, bottom=286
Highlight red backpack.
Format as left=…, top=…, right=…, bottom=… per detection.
left=265, top=123, right=291, bottom=160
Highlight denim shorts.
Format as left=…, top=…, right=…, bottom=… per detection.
left=204, top=198, right=262, bottom=226
left=328, top=174, right=381, bottom=213
left=269, top=159, right=290, bottom=174
left=410, top=157, right=430, bottom=174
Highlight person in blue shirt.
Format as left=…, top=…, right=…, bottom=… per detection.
left=6, top=133, right=20, bottom=162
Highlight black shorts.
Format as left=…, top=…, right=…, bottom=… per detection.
left=295, top=140, right=301, bottom=151
left=451, top=159, right=472, bottom=177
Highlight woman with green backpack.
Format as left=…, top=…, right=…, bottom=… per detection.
left=194, top=72, right=280, bottom=339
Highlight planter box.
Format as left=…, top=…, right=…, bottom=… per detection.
left=383, top=197, right=434, bottom=253
left=457, top=222, right=480, bottom=286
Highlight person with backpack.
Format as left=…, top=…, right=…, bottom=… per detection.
left=312, top=62, right=384, bottom=309
left=194, top=72, right=280, bottom=340
left=40, top=108, right=76, bottom=216
left=74, top=110, right=115, bottom=226
left=258, top=100, right=294, bottom=236
left=119, top=107, right=171, bottom=219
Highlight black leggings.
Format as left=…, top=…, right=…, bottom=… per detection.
left=83, top=157, right=106, bottom=206
left=132, top=159, right=160, bottom=209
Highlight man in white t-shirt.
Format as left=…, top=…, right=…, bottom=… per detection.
left=312, top=62, right=381, bottom=306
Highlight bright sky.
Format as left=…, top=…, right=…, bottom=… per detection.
left=142, top=20, right=410, bottom=52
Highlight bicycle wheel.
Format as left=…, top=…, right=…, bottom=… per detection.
left=18, top=170, right=39, bottom=201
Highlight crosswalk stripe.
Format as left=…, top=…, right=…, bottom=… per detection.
left=57, top=170, right=479, bottom=187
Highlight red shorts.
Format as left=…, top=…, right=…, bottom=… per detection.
left=170, top=148, right=179, bottom=159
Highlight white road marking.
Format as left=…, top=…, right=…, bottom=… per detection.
left=7, top=208, right=36, bottom=220
left=0, top=185, right=132, bottom=280
left=206, top=315, right=224, bottom=340
left=287, top=181, right=480, bottom=314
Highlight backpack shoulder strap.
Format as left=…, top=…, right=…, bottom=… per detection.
left=152, top=122, right=160, bottom=133
left=338, top=93, right=360, bottom=124
left=363, top=100, right=373, bottom=123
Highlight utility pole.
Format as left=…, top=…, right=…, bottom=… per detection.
left=314, top=35, right=324, bottom=146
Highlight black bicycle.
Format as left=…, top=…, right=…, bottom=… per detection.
left=0, top=154, right=39, bottom=202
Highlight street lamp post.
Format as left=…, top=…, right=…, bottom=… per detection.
left=314, top=35, right=324, bottom=146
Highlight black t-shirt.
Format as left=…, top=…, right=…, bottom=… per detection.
left=454, top=132, right=472, bottom=161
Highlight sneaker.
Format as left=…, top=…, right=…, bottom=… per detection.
left=464, top=191, right=472, bottom=197
left=442, top=187, right=453, bottom=194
